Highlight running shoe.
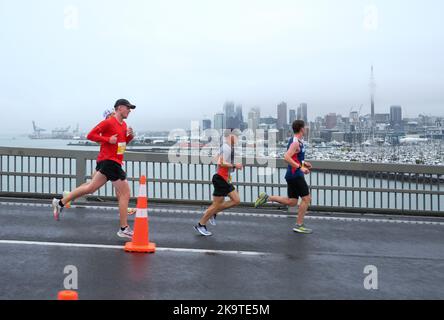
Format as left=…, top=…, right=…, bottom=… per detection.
left=51, top=198, right=63, bottom=221
left=194, top=224, right=212, bottom=236
left=63, top=191, right=72, bottom=208
left=117, top=226, right=134, bottom=239
left=117, top=208, right=137, bottom=217
left=209, top=214, right=217, bottom=226
left=293, top=224, right=313, bottom=234
left=254, top=192, right=269, bottom=208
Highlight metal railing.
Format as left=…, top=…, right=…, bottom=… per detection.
left=1, top=147, right=443, bottom=216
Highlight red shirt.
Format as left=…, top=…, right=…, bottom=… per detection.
left=87, top=116, right=134, bottom=165
left=218, top=166, right=230, bottom=182
left=217, top=143, right=233, bottom=182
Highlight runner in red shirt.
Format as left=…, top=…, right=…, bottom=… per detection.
left=66, top=108, right=137, bottom=216
left=51, top=99, right=136, bottom=239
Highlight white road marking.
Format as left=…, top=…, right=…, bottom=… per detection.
left=156, top=247, right=267, bottom=256
left=0, top=240, right=268, bottom=256
left=0, top=240, right=123, bottom=250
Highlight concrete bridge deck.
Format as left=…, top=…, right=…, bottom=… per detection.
left=0, top=200, right=443, bottom=300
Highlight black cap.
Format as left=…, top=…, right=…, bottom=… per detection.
left=114, top=99, right=136, bottom=109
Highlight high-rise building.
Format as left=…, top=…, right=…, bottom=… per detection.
left=277, top=102, right=287, bottom=129
left=224, top=102, right=243, bottom=129
left=251, top=107, right=260, bottom=120
left=375, top=113, right=390, bottom=124
left=298, top=103, right=308, bottom=123
left=248, top=113, right=258, bottom=131
left=225, top=104, right=244, bottom=129
left=214, top=113, right=225, bottom=131
left=224, top=101, right=235, bottom=121
left=248, top=107, right=260, bottom=131
left=247, top=107, right=261, bottom=131
left=226, top=117, right=238, bottom=129
left=235, top=105, right=243, bottom=123
left=260, top=116, right=277, bottom=126
left=202, top=119, right=212, bottom=130
left=325, top=113, right=337, bottom=129
left=349, top=111, right=359, bottom=124
left=289, top=109, right=296, bottom=124
left=390, top=106, right=402, bottom=128
left=370, top=66, right=376, bottom=127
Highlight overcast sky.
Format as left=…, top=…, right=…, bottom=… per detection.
left=0, top=0, right=443, bottom=134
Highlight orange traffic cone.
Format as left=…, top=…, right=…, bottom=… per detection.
left=57, top=290, right=78, bottom=300
left=124, top=176, right=156, bottom=253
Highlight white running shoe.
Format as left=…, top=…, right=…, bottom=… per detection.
left=52, top=198, right=63, bottom=221
left=63, top=191, right=72, bottom=208
left=194, top=224, right=212, bottom=236
left=209, top=214, right=217, bottom=226
left=117, top=226, right=134, bottom=239
left=293, top=224, right=313, bottom=234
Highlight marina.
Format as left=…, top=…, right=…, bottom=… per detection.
left=3, top=133, right=444, bottom=166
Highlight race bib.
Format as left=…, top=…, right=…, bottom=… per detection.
left=117, top=142, right=127, bottom=155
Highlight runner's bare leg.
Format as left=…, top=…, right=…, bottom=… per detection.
left=61, top=171, right=108, bottom=205
left=199, top=191, right=240, bottom=225
left=297, top=195, right=311, bottom=225
left=112, top=179, right=131, bottom=228
left=268, top=195, right=298, bottom=207
left=200, top=196, right=224, bottom=225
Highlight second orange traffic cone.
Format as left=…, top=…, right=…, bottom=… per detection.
left=57, top=290, right=78, bottom=300
left=124, top=175, right=156, bottom=253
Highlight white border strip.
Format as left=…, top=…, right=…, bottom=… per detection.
left=0, top=240, right=268, bottom=256
left=1, top=201, right=444, bottom=226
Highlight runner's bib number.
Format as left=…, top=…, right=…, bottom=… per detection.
left=117, top=142, right=127, bottom=155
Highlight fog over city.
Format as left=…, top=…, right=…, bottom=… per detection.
left=0, top=0, right=443, bottom=134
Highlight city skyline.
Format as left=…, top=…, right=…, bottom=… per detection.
left=206, top=101, right=442, bottom=126
left=10, top=88, right=444, bottom=134
left=196, top=99, right=443, bottom=146
left=24, top=100, right=444, bottom=137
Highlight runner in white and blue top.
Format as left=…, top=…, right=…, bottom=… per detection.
left=194, top=130, right=243, bottom=236
left=285, top=135, right=306, bottom=180
left=254, top=120, right=313, bottom=234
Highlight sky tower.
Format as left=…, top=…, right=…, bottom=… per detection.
left=370, top=65, right=376, bottom=139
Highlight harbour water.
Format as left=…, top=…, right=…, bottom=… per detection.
left=1, top=134, right=442, bottom=211
left=0, top=134, right=100, bottom=151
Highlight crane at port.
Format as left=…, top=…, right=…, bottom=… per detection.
left=349, top=104, right=364, bottom=119
left=32, top=121, right=46, bottom=137
left=30, top=122, right=74, bottom=139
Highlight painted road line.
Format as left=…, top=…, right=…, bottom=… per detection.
left=0, top=240, right=268, bottom=256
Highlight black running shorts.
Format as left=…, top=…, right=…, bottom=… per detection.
left=95, top=160, right=127, bottom=182
left=286, top=176, right=309, bottom=199
left=212, top=174, right=235, bottom=197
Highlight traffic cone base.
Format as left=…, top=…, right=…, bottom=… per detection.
left=124, top=241, right=156, bottom=253
left=58, top=290, right=78, bottom=300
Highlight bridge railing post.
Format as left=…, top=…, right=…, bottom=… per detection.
left=75, top=155, right=87, bottom=203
